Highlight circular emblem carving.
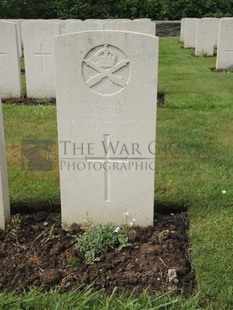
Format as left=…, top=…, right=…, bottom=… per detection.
left=82, top=45, right=130, bottom=95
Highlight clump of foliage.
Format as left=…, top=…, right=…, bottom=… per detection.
left=6, top=214, right=21, bottom=239
left=76, top=223, right=131, bottom=264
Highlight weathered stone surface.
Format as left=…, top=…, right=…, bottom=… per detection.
left=0, top=21, right=22, bottom=98
left=55, top=31, right=158, bottom=227
left=184, top=18, right=199, bottom=48
left=195, top=18, right=219, bottom=56
left=216, top=18, right=233, bottom=69
left=23, top=21, right=60, bottom=98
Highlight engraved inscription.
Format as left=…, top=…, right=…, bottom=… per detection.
left=82, top=45, right=130, bottom=95
left=85, top=134, right=128, bottom=202
left=34, top=43, right=51, bottom=72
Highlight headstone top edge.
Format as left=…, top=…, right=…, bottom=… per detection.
left=0, top=21, right=18, bottom=25
left=54, top=30, right=159, bottom=41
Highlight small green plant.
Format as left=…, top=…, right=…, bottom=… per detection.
left=201, top=51, right=209, bottom=58
left=6, top=214, right=21, bottom=239
left=76, top=223, right=131, bottom=264
left=69, top=256, right=80, bottom=267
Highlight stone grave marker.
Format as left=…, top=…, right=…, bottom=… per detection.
left=62, top=21, right=104, bottom=34
left=0, top=21, right=22, bottom=98
left=117, top=20, right=156, bottom=35
left=23, top=21, right=60, bottom=98
left=0, top=19, right=23, bottom=58
left=213, top=18, right=220, bottom=47
left=216, top=18, right=233, bottom=69
left=55, top=31, right=158, bottom=227
left=134, top=18, right=151, bottom=21
left=19, top=19, right=26, bottom=46
left=195, top=18, right=219, bottom=56
left=0, top=98, right=11, bottom=230
left=9, top=19, right=23, bottom=58
left=104, top=19, right=131, bottom=22
left=184, top=18, right=199, bottom=48
left=85, top=19, right=105, bottom=22
left=180, top=18, right=186, bottom=43
left=103, top=20, right=119, bottom=30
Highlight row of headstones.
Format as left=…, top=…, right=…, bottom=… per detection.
left=0, top=19, right=156, bottom=98
left=0, top=29, right=158, bottom=229
left=180, top=17, right=233, bottom=69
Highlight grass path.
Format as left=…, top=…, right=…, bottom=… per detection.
left=158, top=38, right=233, bottom=309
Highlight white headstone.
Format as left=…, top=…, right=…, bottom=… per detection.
left=19, top=19, right=26, bottom=46
left=0, top=21, right=22, bottom=98
left=0, top=99, right=11, bottom=230
left=85, top=19, right=104, bottom=22
left=134, top=18, right=151, bottom=21
left=184, top=18, right=199, bottom=48
left=180, top=18, right=186, bottom=43
left=0, top=19, right=23, bottom=57
left=117, top=21, right=156, bottom=35
left=195, top=18, right=219, bottom=56
left=9, top=20, right=22, bottom=58
left=103, top=21, right=118, bottom=30
left=23, top=21, right=60, bottom=98
left=216, top=18, right=233, bottom=69
left=62, top=21, right=104, bottom=34
left=213, top=18, right=220, bottom=47
left=104, top=19, right=131, bottom=22
left=55, top=31, right=158, bottom=227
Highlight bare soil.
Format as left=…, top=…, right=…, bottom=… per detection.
left=0, top=211, right=195, bottom=296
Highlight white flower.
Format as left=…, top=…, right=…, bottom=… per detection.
left=113, top=227, right=120, bottom=233
left=133, top=218, right=137, bottom=223
left=222, top=190, right=226, bottom=194
left=129, top=222, right=133, bottom=227
left=124, top=211, right=129, bottom=217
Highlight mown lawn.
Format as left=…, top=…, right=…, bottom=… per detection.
left=1, top=37, right=233, bottom=309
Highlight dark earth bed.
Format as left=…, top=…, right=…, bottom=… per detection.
left=0, top=211, right=195, bottom=296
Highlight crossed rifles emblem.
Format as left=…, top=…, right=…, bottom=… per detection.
left=83, top=45, right=129, bottom=88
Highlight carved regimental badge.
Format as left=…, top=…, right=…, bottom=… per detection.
left=82, top=45, right=130, bottom=95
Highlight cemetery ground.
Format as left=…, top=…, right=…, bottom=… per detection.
left=1, top=36, right=233, bottom=309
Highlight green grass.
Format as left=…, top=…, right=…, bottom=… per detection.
left=0, top=286, right=201, bottom=310
left=20, top=57, right=26, bottom=96
left=2, top=37, right=233, bottom=308
left=3, top=105, right=59, bottom=206
left=157, top=38, right=233, bottom=309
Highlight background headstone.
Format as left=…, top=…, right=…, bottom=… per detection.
left=216, top=18, right=233, bottom=69
left=0, top=98, right=11, bottom=230
left=55, top=31, right=158, bottom=227
left=195, top=18, right=219, bottom=56
left=9, top=19, right=23, bottom=58
left=213, top=18, right=220, bottom=47
left=184, top=18, right=199, bottom=48
left=0, top=19, right=23, bottom=58
left=180, top=18, right=186, bottom=43
left=134, top=18, right=151, bottom=21
left=62, top=21, right=104, bottom=34
left=23, top=21, right=60, bottom=98
left=117, top=21, right=156, bottom=35
left=0, top=21, right=22, bottom=98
